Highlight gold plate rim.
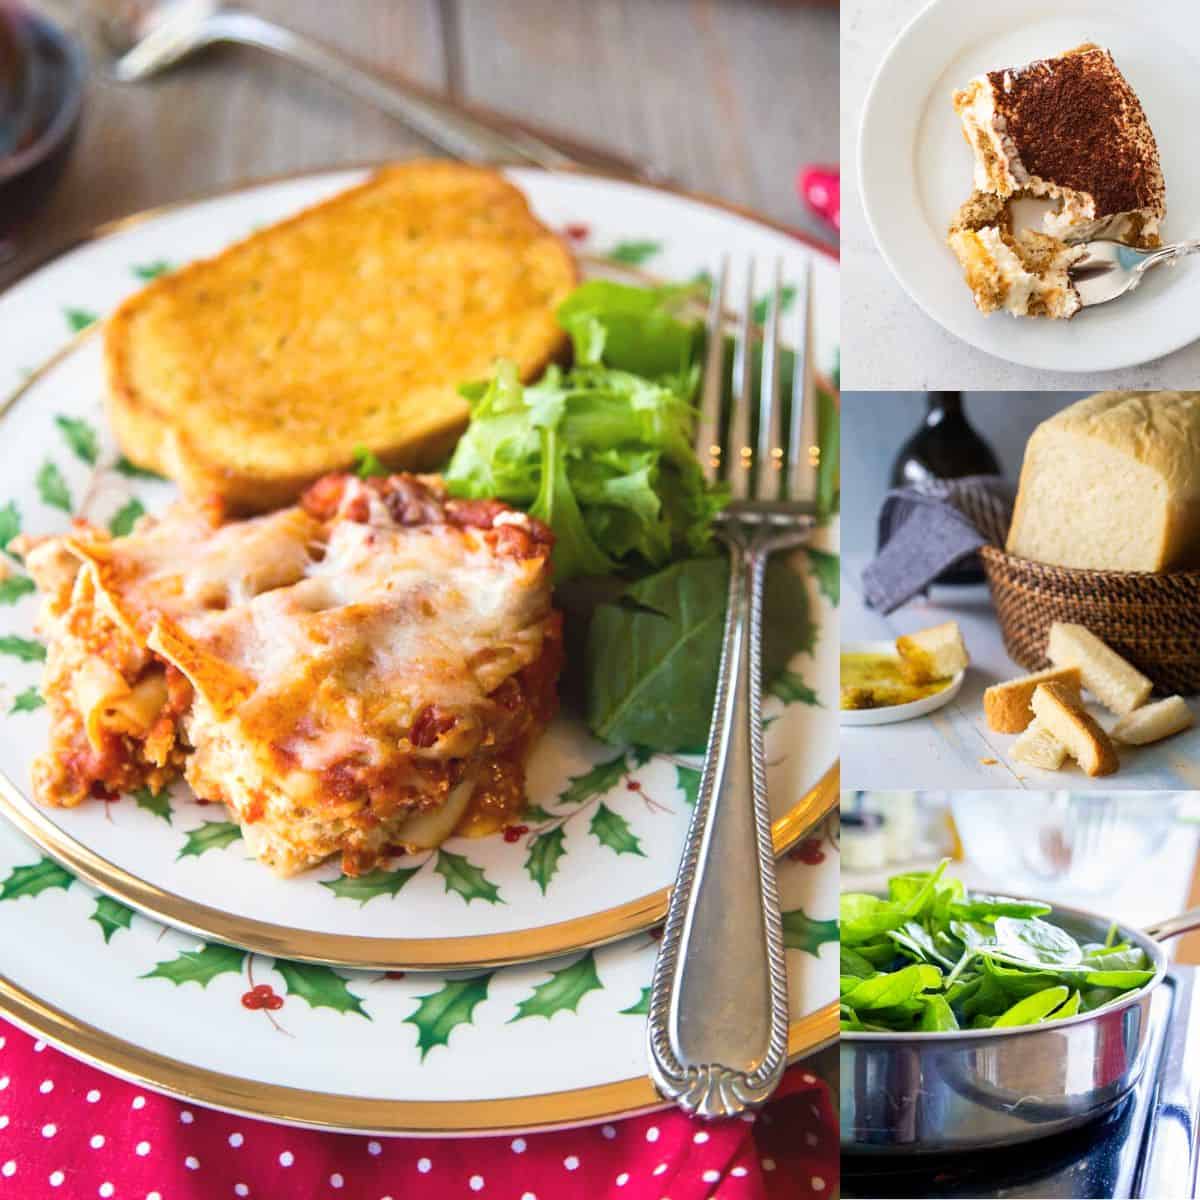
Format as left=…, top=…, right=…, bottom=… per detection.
left=0, top=766, right=838, bottom=970
left=0, top=969, right=837, bottom=1134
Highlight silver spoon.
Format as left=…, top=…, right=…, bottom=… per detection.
left=87, top=0, right=662, bottom=179
left=1071, top=237, right=1200, bottom=308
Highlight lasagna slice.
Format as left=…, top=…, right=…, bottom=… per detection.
left=23, top=474, right=561, bottom=877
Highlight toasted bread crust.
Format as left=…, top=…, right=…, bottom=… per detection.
left=984, top=666, right=1082, bottom=733
left=1031, top=681, right=1119, bottom=777
left=105, top=161, right=578, bottom=510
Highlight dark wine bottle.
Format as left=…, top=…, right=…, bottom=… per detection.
left=886, top=392, right=1001, bottom=584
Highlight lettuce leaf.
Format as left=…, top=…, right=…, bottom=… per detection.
left=445, top=284, right=724, bottom=582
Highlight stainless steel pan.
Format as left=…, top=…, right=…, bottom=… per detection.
left=840, top=897, right=1200, bottom=1155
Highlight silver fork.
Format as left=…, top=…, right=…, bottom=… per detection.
left=1070, top=237, right=1200, bottom=307
left=647, top=258, right=818, bottom=1117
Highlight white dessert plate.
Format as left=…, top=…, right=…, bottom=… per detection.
left=839, top=639, right=965, bottom=727
left=0, top=165, right=841, bottom=972
left=858, top=0, right=1200, bottom=373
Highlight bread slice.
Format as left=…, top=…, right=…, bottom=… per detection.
left=105, top=161, right=577, bottom=510
left=1031, top=682, right=1120, bottom=777
left=984, top=666, right=1082, bottom=733
left=896, top=622, right=969, bottom=685
left=1010, top=718, right=1068, bottom=770
left=1046, top=623, right=1153, bottom=715
left=1007, top=392, right=1200, bottom=572
left=1111, top=696, right=1195, bottom=745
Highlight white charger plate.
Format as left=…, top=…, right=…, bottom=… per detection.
left=839, top=640, right=965, bottom=727
left=0, top=165, right=840, bottom=1132
left=858, top=0, right=1200, bottom=373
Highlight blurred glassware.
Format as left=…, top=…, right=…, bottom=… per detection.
left=840, top=809, right=887, bottom=872
left=949, top=792, right=1181, bottom=895
left=0, top=0, right=85, bottom=257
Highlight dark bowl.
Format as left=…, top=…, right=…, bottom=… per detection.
left=0, top=3, right=86, bottom=242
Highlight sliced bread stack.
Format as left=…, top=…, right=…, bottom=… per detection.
left=984, top=622, right=1194, bottom=776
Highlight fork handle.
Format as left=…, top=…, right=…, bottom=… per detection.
left=1139, top=239, right=1200, bottom=274
left=647, top=531, right=789, bottom=1117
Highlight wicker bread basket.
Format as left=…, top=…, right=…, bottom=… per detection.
left=979, top=545, right=1200, bottom=695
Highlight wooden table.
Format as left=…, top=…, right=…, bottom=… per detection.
left=9, top=0, right=838, bottom=286
left=843, top=551, right=1200, bottom=793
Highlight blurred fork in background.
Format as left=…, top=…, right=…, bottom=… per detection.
left=84, top=0, right=666, bottom=181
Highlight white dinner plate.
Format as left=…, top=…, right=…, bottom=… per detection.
left=0, top=165, right=840, bottom=1132
left=0, top=168, right=839, bottom=971
left=839, top=639, right=965, bottom=727
left=858, top=0, right=1200, bottom=373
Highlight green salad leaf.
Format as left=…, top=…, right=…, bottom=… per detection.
left=841, top=862, right=1155, bottom=1032
left=583, top=553, right=817, bottom=751
left=445, top=283, right=725, bottom=583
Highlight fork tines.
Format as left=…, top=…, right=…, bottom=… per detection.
left=697, top=256, right=816, bottom=510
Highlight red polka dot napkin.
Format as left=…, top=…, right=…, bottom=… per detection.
left=0, top=1020, right=836, bottom=1199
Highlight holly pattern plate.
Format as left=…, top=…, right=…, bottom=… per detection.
left=0, top=167, right=840, bottom=975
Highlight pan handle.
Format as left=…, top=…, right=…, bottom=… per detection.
left=1144, top=908, right=1200, bottom=942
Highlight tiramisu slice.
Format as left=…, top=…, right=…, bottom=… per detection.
left=947, top=191, right=1085, bottom=319
left=953, top=44, right=1165, bottom=248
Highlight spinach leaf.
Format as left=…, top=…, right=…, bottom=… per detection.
left=1078, top=968, right=1155, bottom=990
left=920, top=995, right=959, bottom=1032
left=992, top=986, right=1071, bottom=1028
left=584, top=557, right=725, bottom=751
left=948, top=894, right=1051, bottom=921
left=841, top=964, right=942, bottom=1012
left=889, top=920, right=956, bottom=970
left=840, top=865, right=1153, bottom=1034
left=840, top=947, right=880, bottom=979
left=993, top=916, right=1083, bottom=967
left=584, top=551, right=815, bottom=752
left=1081, top=947, right=1151, bottom=973
left=1052, top=990, right=1082, bottom=1020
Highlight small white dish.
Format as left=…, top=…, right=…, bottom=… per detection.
left=858, top=0, right=1200, bottom=374
left=840, top=639, right=965, bottom=727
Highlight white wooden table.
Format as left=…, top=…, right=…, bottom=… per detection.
left=842, top=551, right=1200, bottom=792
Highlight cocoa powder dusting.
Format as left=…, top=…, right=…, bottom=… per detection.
left=988, top=48, right=1163, bottom=218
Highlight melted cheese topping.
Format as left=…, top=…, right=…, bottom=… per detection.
left=26, top=473, right=559, bottom=870
left=58, top=486, right=553, bottom=776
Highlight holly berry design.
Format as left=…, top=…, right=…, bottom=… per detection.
left=786, top=813, right=840, bottom=866
left=240, top=959, right=289, bottom=1035
left=241, top=983, right=283, bottom=1012
left=788, top=838, right=826, bottom=865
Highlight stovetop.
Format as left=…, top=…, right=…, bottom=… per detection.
left=842, top=968, right=1200, bottom=1199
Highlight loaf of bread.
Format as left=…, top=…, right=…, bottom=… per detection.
left=1010, top=718, right=1068, bottom=770
left=896, top=622, right=969, bottom=685
left=984, top=666, right=1082, bottom=733
left=1111, top=696, right=1195, bottom=745
left=1031, top=682, right=1119, bottom=777
left=1047, top=622, right=1153, bottom=715
left=1007, top=392, right=1200, bottom=572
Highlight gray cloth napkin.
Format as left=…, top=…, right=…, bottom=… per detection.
left=862, top=475, right=1014, bottom=614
